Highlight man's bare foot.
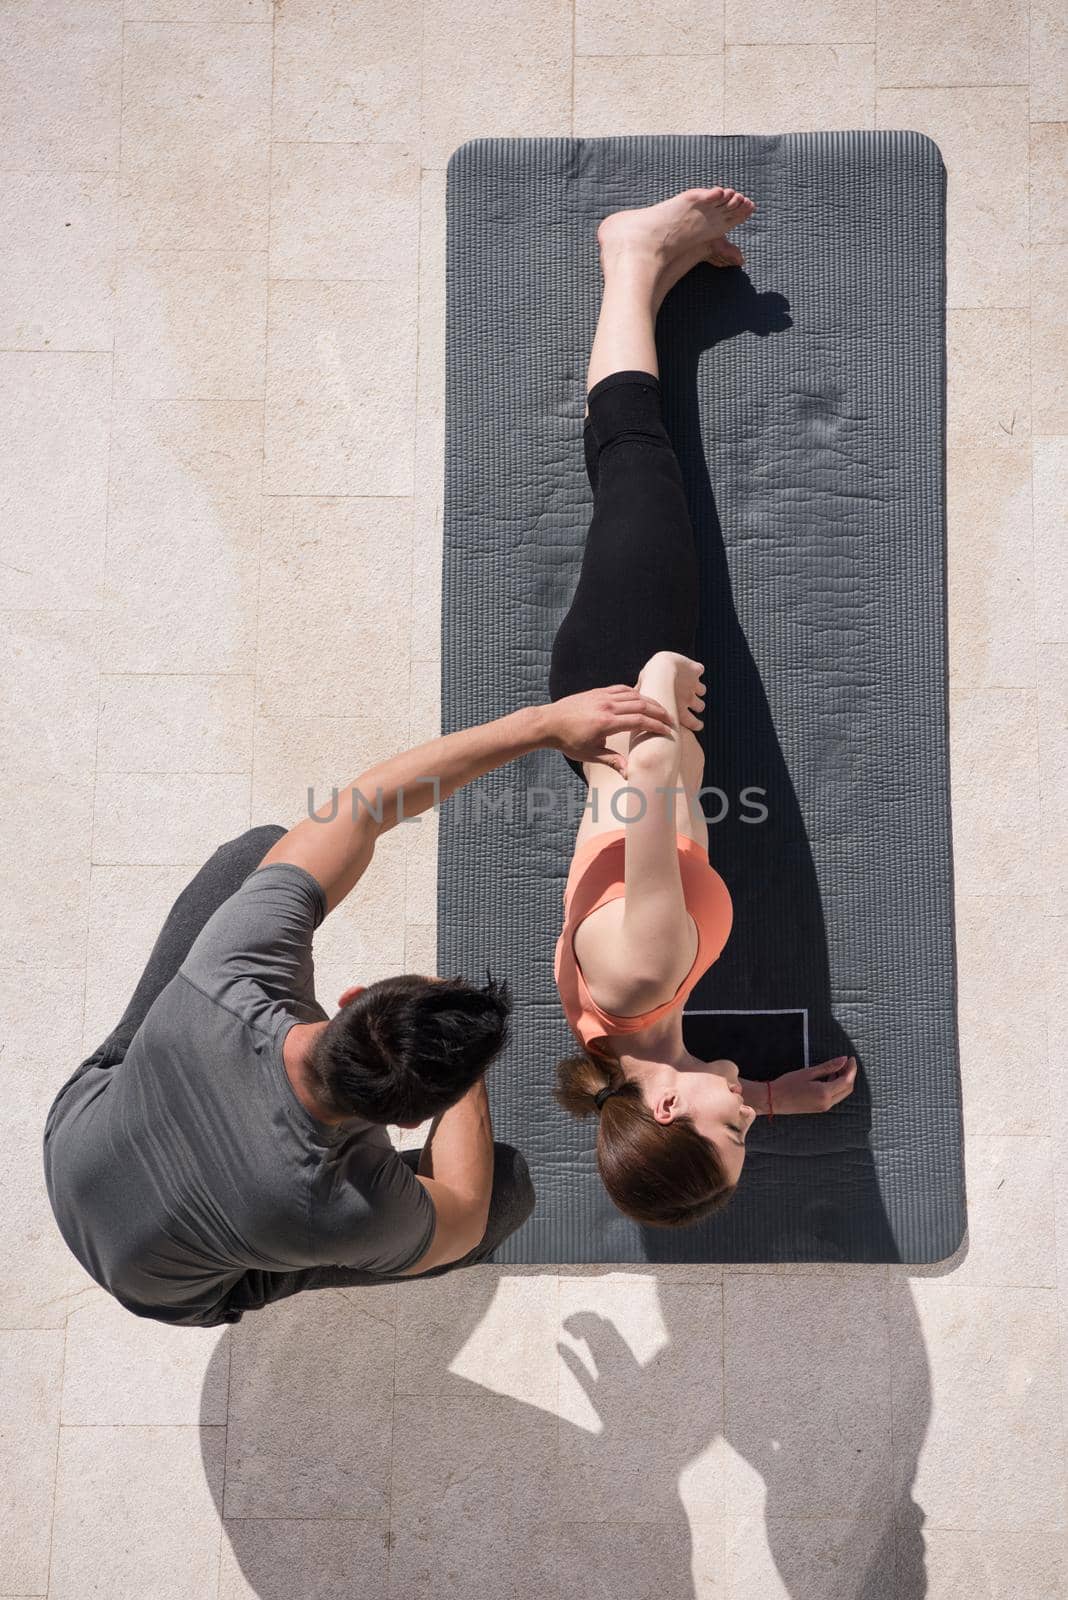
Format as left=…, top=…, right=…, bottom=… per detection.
left=597, top=186, right=756, bottom=283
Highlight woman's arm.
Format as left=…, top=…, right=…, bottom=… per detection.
left=741, top=1056, right=858, bottom=1114
left=608, top=652, right=708, bottom=1005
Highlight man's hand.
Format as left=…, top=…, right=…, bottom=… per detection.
left=542, top=686, right=675, bottom=775
left=762, top=1055, right=858, bottom=1114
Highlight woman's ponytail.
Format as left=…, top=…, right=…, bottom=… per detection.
left=553, top=1049, right=735, bottom=1227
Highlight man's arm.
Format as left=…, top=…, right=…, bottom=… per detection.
left=393, top=1079, right=495, bottom=1274
left=260, top=690, right=674, bottom=913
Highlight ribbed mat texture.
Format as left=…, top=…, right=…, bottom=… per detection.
left=439, top=133, right=963, bottom=1263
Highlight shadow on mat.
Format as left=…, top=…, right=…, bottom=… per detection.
left=200, top=1260, right=936, bottom=1599
left=637, top=262, right=900, bottom=1263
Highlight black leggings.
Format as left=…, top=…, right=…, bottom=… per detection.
left=549, top=370, right=699, bottom=778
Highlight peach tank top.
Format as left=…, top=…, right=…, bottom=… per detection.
left=554, top=827, right=734, bottom=1053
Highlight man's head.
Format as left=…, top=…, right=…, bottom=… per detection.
left=308, top=973, right=511, bottom=1126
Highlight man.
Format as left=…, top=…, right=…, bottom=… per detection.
left=43, top=684, right=671, bottom=1328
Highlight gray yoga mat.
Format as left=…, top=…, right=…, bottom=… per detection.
left=438, top=132, right=963, bottom=1263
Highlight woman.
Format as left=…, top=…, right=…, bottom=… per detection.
left=549, top=186, right=857, bottom=1227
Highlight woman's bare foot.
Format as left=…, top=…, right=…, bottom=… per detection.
left=597, top=186, right=756, bottom=302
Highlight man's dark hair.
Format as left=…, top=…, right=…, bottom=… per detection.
left=308, top=973, right=511, bottom=1125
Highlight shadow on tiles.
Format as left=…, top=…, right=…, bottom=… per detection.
left=199, top=1258, right=942, bottom=1600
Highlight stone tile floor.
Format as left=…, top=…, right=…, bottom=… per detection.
left=0, top=0, right=1065, bottom=1595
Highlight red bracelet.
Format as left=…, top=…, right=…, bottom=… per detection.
left=766, top=1080, right=774, bottom=1120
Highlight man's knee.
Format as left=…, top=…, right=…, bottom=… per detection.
left=486, top=1142, right=536, bottom=1240
left=213, top=823, right=287, bottom=877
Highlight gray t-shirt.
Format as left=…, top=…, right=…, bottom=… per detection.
left=43, top=864, right=436, bottom=1326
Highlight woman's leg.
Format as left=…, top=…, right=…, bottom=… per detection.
left=550, top=187, right=755, bottom=731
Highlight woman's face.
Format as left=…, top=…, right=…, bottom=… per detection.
left=673, top=1058, right=757, bottom=1184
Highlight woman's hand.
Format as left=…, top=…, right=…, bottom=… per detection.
left=637, top=651, right=706, bottom=733
left=541, top=686, right=675, bottom=774
left=761, top=1055, right=858, bottom=1114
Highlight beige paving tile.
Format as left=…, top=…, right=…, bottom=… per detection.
left=269, top=141, right=420, bottom=283
left=0, top=611, right=99, bottom=783
left=0, top=1063, right=89, bottom=1329
left=256, top=496, right=413, bottom=719
left=251, top=715, right=409, bottom=989
left=514, top=1517, right=724, bottom=1600
left=263, top=279, right=416, bottom=495
left=119, top=20, right=272, bottom=252
left=0, top=351, right=111, bottom=611
left=0, top=172, right=116, bottom=351
left=389, top=1389, right=558, bottom=1595
left=574, top=55, right=726, bottom=137
left=127, top=0, right=271, bottom=18
left=415, top=167, right=447, bottom=419
left=1037, top=648, right=1068, bottom=909
left=889, top=1279, right=1065, bottom=1529
left=955, top=894, right=1050, bottom=1136
left=311, top=855, right=409, bottom=1000
left=82, top=862, right=203, bottom=1048
left=1045, top=917, right=1068, bottom=1442
left=101, top=397, right=263, bottom=673
left=97, top=672, right=254, bottom=773
left=62, top=1287, right=229, bottom=1423
left=724, top=45, right=875, bottom=134
left=947, top=1135, right=1056, bottom=1285
left=421, top=0, right=571, bottom=168
left=225, top=1292, right=395, bottom=1518
left=725, top=1513, right=893, bottom=1599
left=946, top=443, right=1034, bottom=687
left=93, top=771, right=251, bottom=864
left=219, top=1518, right=390, bottom=1600
left=1038, top=1086, right=1066, bottom=1372
left=1031, top=3, right=1068, bottom=122
left=0, top=1329, right=63, bottom=1594
left=396, top=1269, right=559, bottom=1410
left=50, top=1423, right=225, bottom=1599
left=404, top=805, right=437, bottom=926
left=577, top=0, right=723, bottom=56
left=114, top=249, right=268, bottom=400
left=1032, top=244, right=1068, bottom=436
left=0, top=0, right=122, bottom=173
left=272, top=0, right=421, bottom=145
left=405, top=919, right=436, bottom=975
left=1030, top=122, right=1068, bottom=246
left=407, top=656, right=440, bottom=751
left=947, top=309, right=1030, bottom=447
left=558, top=1276, right=725, bottom=1521
left=949, top=687, right=1042, bottom=896
left=723, top=1259, right=877, bottom=1276
left=722, top=1274, right=891, bottom=1518
left=1034, top=438, right=1068, bottom=641
left=0, top=777, right=93, bottom=968
left=726, top=0, right=873, bottom=45
left=402, top=659, right=439, bottom=927
left=412, top=167, right=445, bottom=634
left=411, top=414, right=445, bottom=662
left=877, top=0, right=1028, bottom=89
left=2, top=957, right=87, bottom=1069
left=916, top=1527, right=1067, bottom=1598
left=877, top=88, right=1029, bottom=309
left=251, top=713, right=402, bottom=826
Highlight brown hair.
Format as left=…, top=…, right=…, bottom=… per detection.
left=554, top=1050, right=735, bottom=1227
